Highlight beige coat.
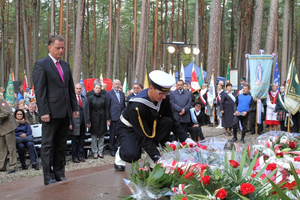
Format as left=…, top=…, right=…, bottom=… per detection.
left=0, top=97, right=17, bottom=136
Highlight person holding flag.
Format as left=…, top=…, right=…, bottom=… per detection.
left=202, top=75, right=216, bottom=127
left=265, top=84, right=280, bottom=131
left=275, top=85, right=288, bottom=131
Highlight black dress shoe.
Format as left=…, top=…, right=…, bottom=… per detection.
left=110, top=151, right=115, bottom=157
left=32, top=163, right=39, bottom=170
left=55, top=176, right=67, bottom=182
left=44, top=179, right=57, bottom=185
left=208, top=124, right=213, bottom=127
left=73, top=157, right=80, bottom=163
left=22, top=163, right=28, bottom=170
left=249, top=131, right=255, bottom=135
left=229, top=137, right=238, bottom=142
left=240, top=139, right=246, bottom=144
left=78, top=157, right=86, bottom=162
left=114, top=164, right=125, bottom=171
left=8, top=169, right=15, bottom=174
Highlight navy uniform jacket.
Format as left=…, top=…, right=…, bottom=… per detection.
left=117, top=89, right=188, bottom=161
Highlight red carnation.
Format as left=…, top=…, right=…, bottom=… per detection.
left=266, top=163, right=277, bottom=171
left=215, top=188, right=227, bottom=199
left=229, top=160, right=240, bottom=168
left=200, top=175, right=211, bottom=186
left=240, top=183, right=255, bottom=195
left=181, top=197, right=187, bottom=200
left=289, top=142, right=296, bottom=149
left=176, top=167, right=184, bottom=176
left=283, top=181, right=297, bottom=190
left=181, top=142, right=187, bottom=146
left=294, top=157, right=300, bottom=162
left=169, top=144, right=176, bottom=151
left=184, top=172, right=195, bottom=180
left=276, top=153, right=283, bottom=158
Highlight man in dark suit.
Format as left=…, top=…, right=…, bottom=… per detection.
left=170, top=80, right=192, bottom=138
left=69, top=83, right=90, bottom=163
left=106, top=79, right=125, bottom=157
left=32, top=35, right=79, bottom=185
left=126, top=83, right=141, bottom=103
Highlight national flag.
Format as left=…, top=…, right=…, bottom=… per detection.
left=226, top=62, right=230, bottom=83
left=179, top=61, right=185, bottom=82
left=99, top=73, right=103, bottom=83
left=31, top=85, right=35, bottom=96
left=122, top=75, right=129, bottom=95
left=5, top=73, right=16, bottom=106
left=22, top=75, right=28, bottom=92
left=144, top=70, right=149, bottom=89
left=190, top=63, right=201, bottom=93
left=207, top=74, right=216, bottom=108
left=198, top=62, right=205, bottom=88
left=273, top=58, right=280, bottom=92
left=170, top=70, right=177, bottom=91
left=284, top=58, right=300, bottom=115
left=80, top=76, right=86, bottom=95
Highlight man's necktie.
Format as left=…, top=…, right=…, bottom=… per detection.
left=116, top=91, right=120, bottom=103
left=56, top=61, right=64, bottom=83
left=78, top=95, right=82, bottom=107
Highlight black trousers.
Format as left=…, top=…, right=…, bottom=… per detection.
left=41, top=116, right=69, bottom=183
left=71, top=123, right=85, bottom=159
left=173, top=123, right=188, bottom=141
left=232, top=115, right=249, bottom=139
left=280, top=120, right=287, bottom=131
left=118, top=117, right=172, bottom=163
left=292, top=112, right=300, bottom=133
left=249, top=111, right=263, bottom=133
left=187, top=126, right=204, bottom=141
left=109, top=121, right=119, bottom=152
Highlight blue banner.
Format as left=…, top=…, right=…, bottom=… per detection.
left=80, top=76, right=86, bottom=95
left=249, top=55, right=274, bottom=100
left=273, top=58, right=280, bottom=92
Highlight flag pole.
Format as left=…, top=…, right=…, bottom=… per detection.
left=255, top=100, right=258, bottom=135
left=212, top=69, right=215, bottom=128
left=288, top=113, right=291, bottom=133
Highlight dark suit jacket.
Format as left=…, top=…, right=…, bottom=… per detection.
left=69, top=94, right=90, bottom=136
left=170, top=89, right=192, bottom=123
left=32, top=55, right=78, bottom=119
left=106, top=89, right=125, bottom=121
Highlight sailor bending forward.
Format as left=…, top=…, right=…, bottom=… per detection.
left=114, top=70, right=194, bottom=171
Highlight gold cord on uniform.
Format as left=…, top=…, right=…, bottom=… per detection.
left=135, top=107, right=157, bottom=138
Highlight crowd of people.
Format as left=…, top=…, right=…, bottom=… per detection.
left=1, top=35, right=298, bottom=186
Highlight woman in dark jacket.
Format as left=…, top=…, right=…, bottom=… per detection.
left=14, top=109, right=39, bottom=170
left=88, top=83, right=109, bottom=159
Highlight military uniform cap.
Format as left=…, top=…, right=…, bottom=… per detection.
left=149, top=70, right=175, bottom=92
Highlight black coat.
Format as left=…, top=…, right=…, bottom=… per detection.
left=88, top=90, right=109, bottom=136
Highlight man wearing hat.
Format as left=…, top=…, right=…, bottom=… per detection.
left=114, top=70, right=195, bottom=171
left=238, top=77, right=246, bottom=91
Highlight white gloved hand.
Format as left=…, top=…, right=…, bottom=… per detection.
left=185, top=138, right=196, bottom=146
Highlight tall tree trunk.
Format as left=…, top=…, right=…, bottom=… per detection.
left=72, top=0, right=85, bottom=83
left=193, top=0, right=199, bottom=66
left=32, top=0, right=40, bottom=64
left=107, top=0, right=112, bottom=79
left=265, top=0, right=278, bottom=54
left=251, top=0, right=264, bottom=54
left=136, top=0, right=149, bottom=84
left=169, top=0, right=175, bottom=71
left=21, top=0, right=31, bottom=87
left=50, top=0, right=55, bottom=35
left=160, top=0, right=164, bottom=69
left=85, top=0, right=90, bottom=79
left=207, top=0, right=221, bottom=84
left=58, top=0, right=64, bottom=35
left=72, top=0, right=77, bottom=60
left=181, top=0, right=185, bottom=42
left=93, top=0, right=97, bottom=78
left=281, top=0, right=289, bottom=84
left=15, top=0, right=20, bottom=81
left=199, top=0, right=205, bottom=65
left=163, top=0, right=167, bottom=71
left=65, top=0, right=70, bottom=62
left=152, top=0, right=159, bottom=70
left=296, top=22, right=300, bottom=76
left=176, top=1, right=180, bottom=41
left=229, top=0, right=234, bottom=67
left=287, top=0, right=294, bottom=65
left=113, top=0, right=120, bottom=79
left=0, top=0, right=4, bottom=86
left=132, top=0, right=137, bottom=83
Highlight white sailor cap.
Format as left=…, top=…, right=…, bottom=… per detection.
left=149, top=70, right=175, bottom=92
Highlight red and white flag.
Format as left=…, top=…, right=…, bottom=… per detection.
left=23, top=75, right=28, bottom=91
left=170, top=69, right=177, bottom=91
left=190, top=63, right=200, bottom=93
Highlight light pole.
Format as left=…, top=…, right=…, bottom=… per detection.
left=163, top=39, right=200, bottom=81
